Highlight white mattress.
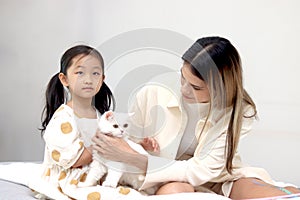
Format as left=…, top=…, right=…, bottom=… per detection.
left=0, top=162, right=299, bottom=200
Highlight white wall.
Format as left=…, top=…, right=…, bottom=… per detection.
left=0, top=0, right=299, bottom=185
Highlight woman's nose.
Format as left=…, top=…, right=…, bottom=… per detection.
left=181, top=81, right=192, bottom=94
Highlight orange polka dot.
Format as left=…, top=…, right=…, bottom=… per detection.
left=51, top=150, right=61, bottom=162
left=79, top=141, right=84, bottom=149
left=61, top=122, right=73, bottom=134
left=58, top=171, right=67, bottom=180
left=79, top=173, right=87, bottom=182
left=70, top=179, right=78, bottom=185
left=87, top=192, right=101, bottom=200
left=45, top=168, right=51, bottom=176
left=57, top=186, right=63, bottom=193
left=119, top=187, right=130, bottom=195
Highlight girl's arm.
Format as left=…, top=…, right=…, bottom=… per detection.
left=72, top=147, right=93, bottom=168
left=44, top=105, right=93, bottom=169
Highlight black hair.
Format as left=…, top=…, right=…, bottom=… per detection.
left=40, top=45, right=115, bottom=134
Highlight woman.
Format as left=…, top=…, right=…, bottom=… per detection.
left=92, top=36, right=300, bottom=199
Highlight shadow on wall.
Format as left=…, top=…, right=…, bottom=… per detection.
left=239, top=130, right=300, bottom=187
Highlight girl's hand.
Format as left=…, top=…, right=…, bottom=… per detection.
left=140, top=137, right=160, bottom=153
left=92, top=130, right=137, bottom=162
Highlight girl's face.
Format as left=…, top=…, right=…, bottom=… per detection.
left=180, top=63, right=210, bottom=104
left=60, top=54, right=104, bottom=100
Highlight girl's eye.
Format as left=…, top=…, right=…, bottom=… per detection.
left=75, top=71, right=83, bottom=75
left=93, top=72, right=101, bottom=76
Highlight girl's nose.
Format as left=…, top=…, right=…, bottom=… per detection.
left=84, top=75, right=92, bottom=84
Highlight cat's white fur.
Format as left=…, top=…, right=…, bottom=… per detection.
left=78, top=111, right=148, bottom=190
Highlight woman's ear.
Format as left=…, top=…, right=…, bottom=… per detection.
left=103, top=75, right=105, bottom=81
left=58, top=73, right=69, bottom=87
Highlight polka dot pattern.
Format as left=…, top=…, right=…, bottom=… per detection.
left=119, top=187, right=130, bottom=195
left=57, top=186, right=63, bottom=193
left=79, top=172, right=87, bottom=182
left=87, top=192, right=101, bottom=200
left=79, top=141, right=84, bottom=149
left=58, top=171, right=66, bottom=180
left=61, top=122, right=73, bottom=134
left=45, top=168, right=50, bottom=176
left=70, top=179, right=78, bottom=185
left=51, top=150, right=61, bottom=162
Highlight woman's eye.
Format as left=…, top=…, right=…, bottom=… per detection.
left=93, top=72, right=101, bottom=76
left=192, top=86, right=201, bottom=90
left=192, top=86, right=204, bottom=91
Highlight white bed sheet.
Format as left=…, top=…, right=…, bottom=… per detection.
left=0, top=162, right=299, bottom=200
left=0, top=162, right=230, bottom=200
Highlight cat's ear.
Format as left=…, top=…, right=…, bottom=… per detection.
left=105, top=111, right=114, bottom=120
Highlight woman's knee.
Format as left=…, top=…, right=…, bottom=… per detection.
left=156, top=182, right=194, bottom=195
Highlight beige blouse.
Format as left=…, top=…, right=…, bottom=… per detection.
left=127, top=84, right=274, bottom=197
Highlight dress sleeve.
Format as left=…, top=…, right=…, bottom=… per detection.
left=43, top=106, right=84, bottom=169
left=126, top=86, right=154, bottom=143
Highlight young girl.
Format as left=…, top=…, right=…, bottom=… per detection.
left=29, top=45, right=119, bottom=199
left=29, top=45, right=159, bottom=200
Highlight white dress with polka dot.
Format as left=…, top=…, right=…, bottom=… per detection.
left=28, top=104, right=142, bottom=200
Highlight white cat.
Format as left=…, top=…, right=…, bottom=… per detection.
left=78, top=111, right=150, bottom=190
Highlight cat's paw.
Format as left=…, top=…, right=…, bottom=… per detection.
left=77, top=180, right=97, bottom=188
left=102, top=180, right=118, bottom=188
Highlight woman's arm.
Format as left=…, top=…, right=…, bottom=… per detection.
left=92, top=131, right=148, bottom=171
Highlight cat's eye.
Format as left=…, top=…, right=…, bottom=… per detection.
left=113, top=124, right=119, bottom=128
left=123, top=124, right=128, bottom=128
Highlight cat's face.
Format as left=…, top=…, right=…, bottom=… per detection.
left=98, top=111, right=128, bottom=137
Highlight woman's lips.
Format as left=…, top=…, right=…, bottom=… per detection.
left=182, top=94, right=193, bottom=100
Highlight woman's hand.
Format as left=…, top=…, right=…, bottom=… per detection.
left=92, top=129, right=148, bottom=171
left=92, top=130, right=136, bottom=162
left=140, top=137, right=160, bottom=153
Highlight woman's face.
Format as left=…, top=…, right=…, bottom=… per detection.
left=180, top=63, right=210, bottom=104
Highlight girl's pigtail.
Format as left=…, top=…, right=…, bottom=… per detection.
left=94, top=82, right=115, bottom=114
left=40, top=73, right=65, bottom=135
